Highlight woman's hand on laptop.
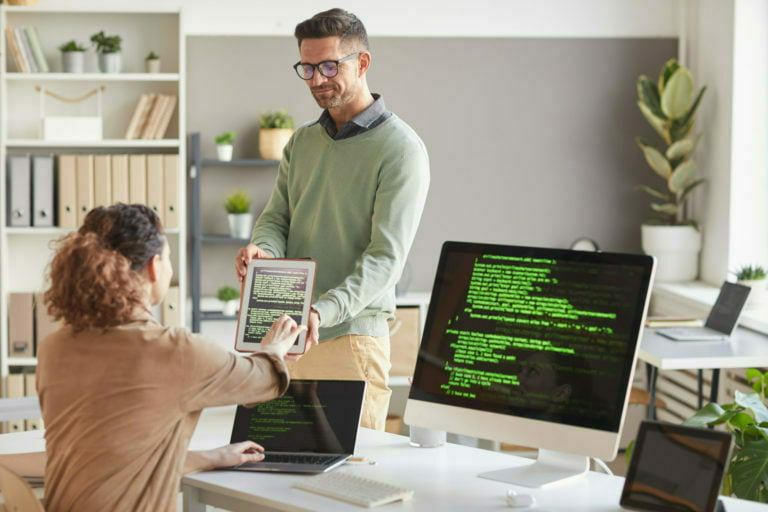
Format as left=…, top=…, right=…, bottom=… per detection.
left=261, top=314, right=307, bottom=359
left=184, top=441, right=266, bottom=473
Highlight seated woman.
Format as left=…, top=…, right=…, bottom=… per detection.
left=4, top=203, right=308, bottom=511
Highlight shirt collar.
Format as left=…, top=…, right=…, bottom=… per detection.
left=318, top=93, right=387, bottom=136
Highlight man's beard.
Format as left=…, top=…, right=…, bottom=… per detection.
left=311, top=83, right=354, bottom=109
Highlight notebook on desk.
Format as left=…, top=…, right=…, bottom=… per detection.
left=656, top=282, right=750, bottom=341
left=228, top=379, right=366, bottom=474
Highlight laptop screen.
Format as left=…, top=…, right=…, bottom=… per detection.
left=230, top=380, right=365, bottom=455
left=704, top=282, right=751, bottom=334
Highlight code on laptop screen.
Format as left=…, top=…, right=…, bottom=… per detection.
left=230, top=380, right=365, bottom=454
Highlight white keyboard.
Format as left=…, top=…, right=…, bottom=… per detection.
left=292, top=471, right=415, bottom=508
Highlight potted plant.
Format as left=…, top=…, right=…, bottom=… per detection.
left=258, top=109, right=294, bottom=160
left=224, top=189, right=252, bottom=239
left=217, top=285, right=240, bottom=316
left=145, top=51, right=160, bottom=73
left=734, top=264, right=767, bottom=308
left=215, top=131, right=236, bottom=161
left=635, top=58, right=707, bottom=282
left=90, top=31, right=122, bottom=73
left=58, top=40, right=86, bottom=73
left=684, top=368, right=768, bottom=503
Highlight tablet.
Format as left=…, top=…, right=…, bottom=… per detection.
left=234, top=259, right=316, bottom=355
left=620, top=421, right=732, bottom=512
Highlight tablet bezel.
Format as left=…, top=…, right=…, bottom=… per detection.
left=620, top=420, right=733, bottom=512
left=234, top=258, right=316, bottom=355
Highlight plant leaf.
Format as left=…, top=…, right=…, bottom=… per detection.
left=735, top=390, right=768, bottom=424
left=636, top=138, right=672, bottom=179
left=658, top=58, right=680, bottom=95
left=637, top=75, right=667, bottom=120
left=678, top=178, right=706, bottom=203
left=671, top=86, right=707, bottom=141
left=661, top=67, right=695, bottom=120
left=684, top=402, right=726, bottom=427
left=731, top=440, right=768, bottom=501
left=666, top=133, right=701, bottom=162
left=668, top=160, right=697, bottom=193
left=634, top=185, right=671, bottom=201
left=650, top=203, right=678, bottom=215
left=637, top=102, right=670, bottom=143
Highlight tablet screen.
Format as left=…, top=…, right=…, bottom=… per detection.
left=235, top=259, right=316, bottom=352
left=621, top=421, right=732, bottom=512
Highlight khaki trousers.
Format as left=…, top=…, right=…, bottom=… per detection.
left=286, top=335, right=392, bottom=430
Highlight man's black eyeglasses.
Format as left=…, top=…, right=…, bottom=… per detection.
left=293, top=51, right=362, bottom=80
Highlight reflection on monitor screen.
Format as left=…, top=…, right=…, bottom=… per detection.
left=404, top=242, right=655, bottom=487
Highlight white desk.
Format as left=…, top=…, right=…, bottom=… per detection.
left=638, top=326, right=768, bottom=418
left=181, top=427, right=762, bottom=512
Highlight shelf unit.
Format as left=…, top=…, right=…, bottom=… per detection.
left=0, top=7, right=187, bottom=384
left=188, top=132, right=279, bottom=331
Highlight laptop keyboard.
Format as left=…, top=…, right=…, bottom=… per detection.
left=262, top=453, right=342, bottom=465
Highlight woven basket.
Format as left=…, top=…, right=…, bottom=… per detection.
left=6, top=0, right=40, bottom=5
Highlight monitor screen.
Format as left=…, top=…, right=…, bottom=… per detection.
left=409, top=242, right=655, bottom=443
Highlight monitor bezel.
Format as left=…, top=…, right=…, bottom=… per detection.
left=405, top=241, right=655, bottom=461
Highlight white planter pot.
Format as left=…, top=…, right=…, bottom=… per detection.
left=98, top=51, right=122, bottom=73
left=641, top=224, right=702, bottom=282
left=259, top=129, right=293, bottom=160
left=227, top=213, right=253, bottom=239
left=61, top=51, right=84, bottom=73
left=217, top=144, right=233, bottom=161
left=222, top=300, right=238, bottom=316
left=145, top=59, right=161, bottom=73
left=737, top=279, right=767, bottom=308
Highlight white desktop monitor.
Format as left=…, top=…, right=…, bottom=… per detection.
left=404, top=241, right=655, bottom=487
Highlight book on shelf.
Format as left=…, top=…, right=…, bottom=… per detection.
left=5, top=27, right=27, bottom=73
left=152, top=94, right=177, bottom=139
left=15, top=27, right=37, bottom=73
left=24, top=25, right=50, bottom=73
left=139, top=94, right=178, bottom=140
left=124, top=93, right=157, bottom=139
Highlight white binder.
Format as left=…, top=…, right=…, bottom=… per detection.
left=32, top=155, right=54, bottom=227
left=7, top=155, right=31, bottom=227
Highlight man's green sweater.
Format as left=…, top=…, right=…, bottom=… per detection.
left=251, top=114, right=430, bottom=341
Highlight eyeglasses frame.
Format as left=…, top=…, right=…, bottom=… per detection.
left=293, top=51, right=363, bottom=80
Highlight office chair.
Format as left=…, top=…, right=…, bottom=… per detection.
left=0, top=464, right=44, bottom=512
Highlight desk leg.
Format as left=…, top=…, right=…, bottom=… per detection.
left=182, top=484, right=206, bottom=512
left=646, top=363, right=658, bottom=420
left=710, top=369, right=720, bottom=404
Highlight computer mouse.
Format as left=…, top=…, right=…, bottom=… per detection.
left=506, top=490, right=536, bottom=508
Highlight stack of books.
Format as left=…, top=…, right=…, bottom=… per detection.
left=124, top=93, right=178, bottom=139
left=5, top=25, right=50, bottom=73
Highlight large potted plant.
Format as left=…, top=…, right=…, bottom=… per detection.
left=224, top=189, right=252, bottom=239
left=635, top=58, right=707, bottom=281
left=685, top=368, right=768, bottom=503
left=91, top=31, right=122, bottom=73
left=258, top=109, right=294, bottom=160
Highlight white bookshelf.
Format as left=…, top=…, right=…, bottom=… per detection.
left=0, top=7, right=187, bottom=384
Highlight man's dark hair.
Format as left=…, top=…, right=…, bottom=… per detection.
left=294, top=8, right=369, bottom=51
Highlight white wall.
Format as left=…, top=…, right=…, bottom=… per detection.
left=35, top=0, right=680, bottom=37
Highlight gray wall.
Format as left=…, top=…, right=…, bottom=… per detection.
left=188, top=36, right=676, bottom=295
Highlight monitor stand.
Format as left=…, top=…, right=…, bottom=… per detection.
left=478, top=449, right=590, bottom=488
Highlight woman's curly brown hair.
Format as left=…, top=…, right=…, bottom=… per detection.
left=45, top=204, right=165, bottom=332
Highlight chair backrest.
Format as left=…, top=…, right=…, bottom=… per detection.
left=0, top=464, right=44, bottom=512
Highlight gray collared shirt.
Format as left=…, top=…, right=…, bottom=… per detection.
left=318, top=93, right=393, bottom=140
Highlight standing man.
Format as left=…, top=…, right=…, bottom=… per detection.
left=235, top=8, right=430, bottom=430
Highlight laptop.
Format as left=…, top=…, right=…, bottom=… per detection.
left=229, top=379, right=366, bottom=473
left=656, top=282, right=751, bottom=341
